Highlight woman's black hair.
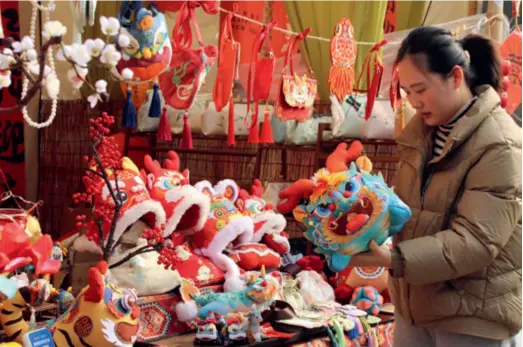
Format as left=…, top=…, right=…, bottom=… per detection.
left=395, top=26, right=502, bottom=93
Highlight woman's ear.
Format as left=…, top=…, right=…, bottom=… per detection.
left=451, top=65, right=465, bottom=90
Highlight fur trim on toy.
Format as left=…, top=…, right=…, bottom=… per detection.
left=143, top=151, right=210, bottom=237
left=175, top=300, right=199, bottom=322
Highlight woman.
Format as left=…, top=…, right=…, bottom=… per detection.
left=351, top=27, right=522, bottom=346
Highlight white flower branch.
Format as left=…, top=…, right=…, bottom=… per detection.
left=0, top=15, right=136, bottom=113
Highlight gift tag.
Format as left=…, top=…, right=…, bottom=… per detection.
left=22, top=328, right=55, bottom=347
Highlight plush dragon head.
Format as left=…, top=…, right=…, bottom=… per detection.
left=277, top=141, right=411, bottom=272
left=245, top=267, right=278, bottom=304
left=142, top=151, right=210, bottom=237
left=236, top=180, right=290, bottom=254
left=117, top=1, right=171, bottom=81
left=52, top=261, right=141, bottom=347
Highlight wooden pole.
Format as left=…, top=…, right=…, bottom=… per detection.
left=486, top=0, right=505, bottom=43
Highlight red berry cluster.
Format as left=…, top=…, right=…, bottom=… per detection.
left=93, top=202, right=117, bottom=230
left=157, top=247, right=182, bottom=270
left=84, top=221, right=101, bottom=245
left=142, top=225, right=165, bottom=246
left=88, top=113, right=122, bottom=171
left=75, top=214, right=89, bottom=229
left=500, top=60, right=511, bottom=109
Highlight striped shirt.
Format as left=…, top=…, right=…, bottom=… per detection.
left=433, top=97, right=477, bottom=157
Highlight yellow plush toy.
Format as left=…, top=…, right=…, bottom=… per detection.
left=25, top=214, right=42, bottom=245
left=0, top=261, right=141, bottom=346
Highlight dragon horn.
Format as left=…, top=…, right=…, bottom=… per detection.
left=276, top=179, right=315, bottom=214
left=326, top=141, right=364, bottom=173
left=164, top=150, right=180, bottom=171
left=260, top=265, right=266, bottom=277
left=144, top=155, right=163, bottom=176
left=251, top=179, right=264, bottom=198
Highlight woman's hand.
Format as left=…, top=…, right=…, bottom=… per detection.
left=349, top=241, right=392, bottom=269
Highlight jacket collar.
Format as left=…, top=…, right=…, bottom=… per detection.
left=396, top=85, right=500, bottom=164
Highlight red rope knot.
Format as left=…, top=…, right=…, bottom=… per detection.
left=371, top=39, right=388, bottom=52
left=298, top=27, right=312, bottom=40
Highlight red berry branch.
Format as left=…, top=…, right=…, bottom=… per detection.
left=73, top=113, right=124, bottom=261
left=74, top=112, right=175, bottom=266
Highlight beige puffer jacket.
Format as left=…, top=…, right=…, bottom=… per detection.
left=389, top=85, right=522, bottom=340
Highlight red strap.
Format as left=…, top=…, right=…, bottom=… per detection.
left=172, top=1, right=207, bottom=48
left=284, top=28, right=311, bottom=76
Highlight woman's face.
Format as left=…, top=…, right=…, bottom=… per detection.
left=398, top=55, right=464, bottom=126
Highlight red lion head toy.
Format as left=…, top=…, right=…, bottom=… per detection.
left=142, top=151, right=210, bottom=238
left=74, top=157, right=166, bottom=255
left=235, top=179, right=290, bottom=255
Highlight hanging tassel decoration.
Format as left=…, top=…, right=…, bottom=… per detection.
left=259, top=104, right=274, bottom=143
left=148, top=83, right=162, bottom=118
left=181, top=111, right=193, bottom=149
left=121, top=88, right=137, bottom=128
left=227, top=95, right=236, bottom=146
left=157, top=107, right=172, bottom=141
left=247, top=103, right=259, bottom=144
left=364, top=40, right=387, bottom=120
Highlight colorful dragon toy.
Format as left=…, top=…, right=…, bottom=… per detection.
left=175, top=266, right=277, bottom=323
left=235, top=179, right=290, bottom=255
left=277, top=141, right=411, bottom=272
left=142, top=151, right=210, bottom=237
left=192, top=180, right=254, bottom=291
left=116, top=1, right=171, bottom=82
left=0, top=261, right=141, bottom=347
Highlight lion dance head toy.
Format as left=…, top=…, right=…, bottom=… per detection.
left=0, top=261, right=141, bottom=347
left=277, top=141, right=411, bottom=272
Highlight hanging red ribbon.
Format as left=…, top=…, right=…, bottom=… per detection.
left=356, top=40, right=388, bottom=120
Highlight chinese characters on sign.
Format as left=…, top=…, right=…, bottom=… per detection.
left=0, top=1, right=26, bottom=198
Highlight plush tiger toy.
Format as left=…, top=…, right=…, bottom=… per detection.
left=0, top=261, right=141, bottom=346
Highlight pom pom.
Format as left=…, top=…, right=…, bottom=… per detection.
left=175, top=301, right=199, bottom=322
left=350, top=286, right=383, bottom=316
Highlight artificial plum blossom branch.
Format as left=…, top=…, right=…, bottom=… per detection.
left=0, top=16, right=136, bottom=113
left=0, top=35, right=61, bottom=113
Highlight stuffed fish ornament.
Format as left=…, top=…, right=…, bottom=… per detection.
left=328, top=18, right=357, bottom=102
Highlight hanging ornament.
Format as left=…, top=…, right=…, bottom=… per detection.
left=356, top=40, right=388, bottom=120
left=499, top=29, right=522, bottom=114
left=328, top=18, right=357, bottom=102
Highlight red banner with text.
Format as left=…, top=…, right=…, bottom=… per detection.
left=0, top=0, right=26, bottom=201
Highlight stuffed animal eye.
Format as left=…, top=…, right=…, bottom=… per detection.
left=345, top=179, right=360, bottom=193
left=314, top=204, right=331, bottom=218
left=117, top=191, right=128, bottom=204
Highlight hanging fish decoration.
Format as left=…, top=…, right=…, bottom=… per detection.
left=328, top=18, right=357, bottom=102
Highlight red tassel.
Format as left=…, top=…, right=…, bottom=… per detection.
left=181, top=111, right=193, bottom=149
left=157, top=107, right=172, bottom=141
left=259, top=105, right=274, bottom=143
left=227, top=95, right=236, bottom=146
left=247, top=103, right=259, bottom=144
